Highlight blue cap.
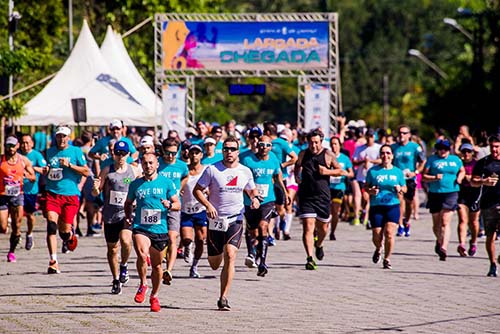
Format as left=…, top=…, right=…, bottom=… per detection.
left=459, top=143, right=474, bottom=151
left=248, top=126, right=263, bottom=138
left=114, top=140, right=130, bottom=154
left=434, top=139, right=451, bottom=150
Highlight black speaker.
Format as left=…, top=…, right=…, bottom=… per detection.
left=71, top=98, right=87, bottom=123
left=0, top=76, right=8, bottom=96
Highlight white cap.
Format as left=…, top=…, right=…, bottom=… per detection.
left=5, top=136, right=18, bottom=146
left=357, top=119, right=366, bottom=128
left=109, top=119, right=122, bottom=129
left=204, top=137, right=216, bottom=145
left=56, top=126, right=71, bottom=136
left=347, top=120, right=358, bottom=128
left=140, top=135, right=154, bottom=147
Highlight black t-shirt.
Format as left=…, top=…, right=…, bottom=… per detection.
left=472, top=155, right=500, bottom=209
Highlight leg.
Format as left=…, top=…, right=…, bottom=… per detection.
left=149, top=246, right=164, bottom=297
left=383, top=223, right=396, bottom=261
left=301, top=217, right=316, bottom=258
left=107, top=241, right=120, bottom=279
left=220, top=244, right=238, bottom=299
left=133, top=233, right=151, bottom=286
left=166, top=230, right=178, bottom=272
left=439, top=209, right=454, bottom=252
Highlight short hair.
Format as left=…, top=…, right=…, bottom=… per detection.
left=223, top=136, right=239, bottom=149
left=162, top=137, right=179, bottom=149
left=488, top=133, right=500, bottom=144
left=307, top=128, right=324, bottom=140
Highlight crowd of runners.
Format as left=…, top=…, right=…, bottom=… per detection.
left=1, top=117, right=499, bottom=312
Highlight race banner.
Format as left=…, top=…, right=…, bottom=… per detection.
left=161, top=21, right=329, bottom=71
left=304, top=84, right=330, bottom=137
left=161, top=84, right=187, bottom=139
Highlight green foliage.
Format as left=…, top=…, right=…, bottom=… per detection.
left=0, top=98, right=25, bottom=119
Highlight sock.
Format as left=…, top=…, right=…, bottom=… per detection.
left=9, top=234, right=20, bottom=253
left=50, top=254, right=58, bottom=262
left=285, top=213, right=294, bottom=233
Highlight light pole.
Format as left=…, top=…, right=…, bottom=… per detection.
left=443, top=17, right=473, bottom=40
left=408, top=49, right=448, bottom=79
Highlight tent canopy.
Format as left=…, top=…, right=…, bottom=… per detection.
left=16, top=20, right=158, bottom=127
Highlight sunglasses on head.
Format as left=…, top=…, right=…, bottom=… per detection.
left=258, top=142, right=272, bottom=148
left=222, top=147, right=238, bottom=152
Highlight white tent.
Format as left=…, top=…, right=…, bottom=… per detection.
left=100, top=26, right=163, bottom=122
left=16, top=20, right=157, bottom=126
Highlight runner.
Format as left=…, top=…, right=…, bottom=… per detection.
left=0, top=135, right=36, bottom=262
left=124, top=152, right=180, bottom=312
left=193, top=136, right=259, bottom=310
left=42, top=126, right=89, bottom=273
left=92, top=140, right=141, bottom=294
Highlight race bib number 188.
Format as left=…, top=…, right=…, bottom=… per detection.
left=140, top=208, right=161, bottom=225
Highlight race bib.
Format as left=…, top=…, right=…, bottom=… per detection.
left=48, top=168, right=63, bottom=181
left=256, top=183, right=270, bottom=198
left=330, top=176, right=342, bottom=184
left=109, top=190, right=127, bottom=206
left=5, top=184, right=20, bottom=196
left=185, top=202, right=202, bottom=214
left=208, top=216, right=230, bottom=232
left=140, top=208, right=161, bottom=225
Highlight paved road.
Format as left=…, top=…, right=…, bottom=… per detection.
left=0, top=197, right=499, bottom=333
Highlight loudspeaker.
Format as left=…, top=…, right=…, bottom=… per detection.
left=0, top=76, right=9, bottom=96
left=71, top=98, right=87, bottom=123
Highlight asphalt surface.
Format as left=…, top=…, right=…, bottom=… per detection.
left=0, top=192, right=499, bottom=333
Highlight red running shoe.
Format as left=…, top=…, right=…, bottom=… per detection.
left=67, top=233, right=78, bottom=252
left=134, top=284, right=148, bottom=303
left=150, top=296, right=161, bottom=312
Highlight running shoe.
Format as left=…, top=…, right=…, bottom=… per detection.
left=189, top=266, right=201, bottom=278
left=329, top=233, right=336, bottom=241
left=61, top=241, right=69, bottom=254
left=351, top=218, right=360, bottom=226
left=111, top=279, right=122, bottom=295
left=47, top=260, right=60, bottom=274
left=396, top=225, right=404, bottom=237
left=438, top=248, right=447, bottom=261
left=383, top=259, right=392, bottom=269
left=67, top=232, right=78, bottom=252
left=176, top=248, right=184, bottom=259
left=162, top=270, right=173, bottom=285
left=25, top=234, right=34, bottom=250
left=7, top=252, right=16, bottom=263
left=457, top=244, right=467, bottom=257
left=150, top=296, right=161, bottom=312
left=86, top=228, right=101, bottom=237
left=434, top=241, right=441, bottom=255
left=134, top=284, right=148, bottom=303
left=487, top=263, right=497, bottom=277
left=305, top=257, right=317, bottom=270
left=257, top=264, right=268, bottom=277
left=468, top=242, right=477, bottom=257
left=244, top=255, right=258, bottom=269
left=184, top=243, right=193, bottom=264
left=217, top=297, right=231, bottom=311
left=283, top=233, right=291, bottom=240
left=268, top=235, right=276, bottom=246
left=372, top=249, right=381, bottom=264
left=119, top=264, right=129, bottom=284
left=315, top=245, right=325, bottom=261
left=404, top=223, right=411, bottom=237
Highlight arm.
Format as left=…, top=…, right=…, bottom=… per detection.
left=193, top=183, right=217, bottom=219
left=281, top=150, right=298, bottom=170
left=294, top=150, right=305, bottom=184
left=124, top=198, right=134, bottom=225
left=273, top=171, right=290, bottom=205
left=244, top=187, right=261, bottom=210
left=91, top=166, right=109, bottom=197
left=161, top=194, right=181, bottom=211
left=22, top=156, right=36, bottom=182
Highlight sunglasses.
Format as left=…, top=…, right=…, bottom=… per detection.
left=258, top=142, right=272, bottom=148
left=461, top=150, right=472, bottom=154
left=189, top=150, right=202, bottom=155
left=399, top=131, right=410, bottom=135
left=114, top=151, right=128, bottom=156
left=111, top=127, right=121, bottom=131
left=222, top=147, right=238, bottom=152
left=164, top=151, right=177, bottom=156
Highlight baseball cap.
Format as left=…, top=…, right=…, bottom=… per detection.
left=204, top=137, right=216, bottom=145
left=5, top=136, right=18, bottom=146
left=109, top=119, right=122, bottom=129
left=189, top=144, right=203, bottom=152
left=365, top=128, right=375, bottom=137
left=185, top=127, right=198, bottom=136
left=140, top=135, right=154, bottom=147
left=435, top=139, right=451, bottom=150
left=248, top=126, right=263, bottom=138
left=114, top=140, right=129, bottom=154
left=56, top=126, right=71, bottom=136
left=181, top=140, right=192, bottom=150
left=459, top=143, right=474, bottom=152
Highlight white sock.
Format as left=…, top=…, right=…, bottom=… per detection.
left=285, top=213, right=294, bottom=233
left=50, top=254, right=57, bottom=262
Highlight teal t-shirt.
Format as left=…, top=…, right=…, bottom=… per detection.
left=271, top=137, right=294, bottom=178
left=392, top=141, right=424, bottom=180
left=241, top=153, right=281, bottom=205
left=425, top=154, right=463, bottom=193
left=21, top=149, right=47, bottom=195
left=45, top=145, right=87, bottom=196
left=329, top=152, right=353, bottom=192
left=127, top=175, right=176, bottom=234
left=158, top=159, right=189, bottom=194
left=365, top=165, right=406, bottom=206
left=90, top=135, right=136, bottom=164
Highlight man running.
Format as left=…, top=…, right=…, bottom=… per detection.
left=124, top=152, right=180, bottom=312
left=0, top=135, right=36, bottom=262
left=193, top=136, right=259, bottom=310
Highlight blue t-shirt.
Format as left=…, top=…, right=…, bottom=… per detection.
left=241, top=152, right=281, bottom=205
left=425, top=154, right=463, bottom=193
left=365, top=165, right=406, bottom=206
left=127, top=175, right=176, bottom=234
left=329, top=152, right=353, bottom=192
left=158, top=159, right=189, bottom=194
left=21, top=149, right=47, bottom=195
left=392, top=141, right=424, bottom=180
left=45, top=145, right=87, bottom=196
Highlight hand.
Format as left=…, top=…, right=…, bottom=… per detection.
left=206, top=203, right=217, bottom=219
left=92, top=177, right=101, bottom=190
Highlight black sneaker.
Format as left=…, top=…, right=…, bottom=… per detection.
left=315, top=245, right=325, bottom=261
left=305, top=257, right=317, bottom=270
left=438, top=248, right=447, bottom=261
left=487, top=263, right=497, bottom=277
left=383, top=259, right=392, bottom=269
left=119, top=264, right=129, bottom=284
left=372, top=249, right=381, bottom=264
left=111, top=279, right=122, bottom=295
left=61, top=240, right=69, bottom=254
left=257, top=264, right=268, bottom=277
left=86, top=229, right=101, bottom=237
left=217, top=297, right=231, bottom=311
left=25, top=234, right=34, bottom=250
